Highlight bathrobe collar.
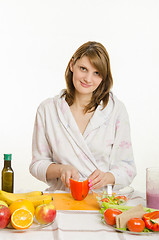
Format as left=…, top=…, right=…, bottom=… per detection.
left=55, top=90, right=114, bottom=170
left=57, top=90, right=114, bottom=136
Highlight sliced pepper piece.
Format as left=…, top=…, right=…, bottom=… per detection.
left=143, top=211, right=159, bottom=231
left=101, top=198, right=110, bottom=203
left=113, top=196, right=128, bottom=204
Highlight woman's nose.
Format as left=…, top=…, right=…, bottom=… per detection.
left=84, top=73, right=92, bottom=83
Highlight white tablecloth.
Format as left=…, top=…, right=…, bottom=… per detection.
left=1, top=191, right=159, bottom=240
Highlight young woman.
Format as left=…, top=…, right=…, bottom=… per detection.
left=29, top=41, right=136, bottom=191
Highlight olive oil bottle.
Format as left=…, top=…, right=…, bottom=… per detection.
left=1, top=154, right=14, bottom=193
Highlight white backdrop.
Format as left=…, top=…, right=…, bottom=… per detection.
left=0, top=0, right=159, bottom=192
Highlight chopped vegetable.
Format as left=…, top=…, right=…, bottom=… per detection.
left=101, top=198, right=110, bottom=203
left=113, top=196, right=128, bottom=205
left=100, top=203, right=159, bottom=233
left=96, top=191, right=128, bottom=205
left=143, top=211, right=159, bottom=232
left=99, top=202, right=157, bottom=215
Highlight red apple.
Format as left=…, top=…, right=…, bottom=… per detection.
left=0, top=205, right=11, bottom=229
left=35, top=201, right=56, bottom=224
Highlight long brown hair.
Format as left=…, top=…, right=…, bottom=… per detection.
left=63, top=41, right=113, bottom=113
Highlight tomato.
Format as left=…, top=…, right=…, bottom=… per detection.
left=104, top=208, right=122, bottom=226
left=69, top=178, right=89, bottom=201
left=127, top=218, right=145, bottom=232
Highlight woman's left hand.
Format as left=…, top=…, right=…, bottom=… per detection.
left=88, top=169, right=115, bottom=189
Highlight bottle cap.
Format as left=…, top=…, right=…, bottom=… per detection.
left=4, top=154, right=12, bottom=161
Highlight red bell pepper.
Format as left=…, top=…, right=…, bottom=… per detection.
left=143, top=211, right=159, bottom=231
left=69, top=178, right=89, bottom=201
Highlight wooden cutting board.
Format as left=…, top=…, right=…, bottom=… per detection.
left=48, top=193, right=99, bottom=210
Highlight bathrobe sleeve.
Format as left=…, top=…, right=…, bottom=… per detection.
left=29, top=105, right=56, bottom=186
left=109, top=102, right=137, bottom=187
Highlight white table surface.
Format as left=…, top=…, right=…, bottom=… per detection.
left=1, top=190, right=159, bottom=240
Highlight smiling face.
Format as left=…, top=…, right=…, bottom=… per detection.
left=70, top=56, right=103, bottom=98
left=64, top=41, right=113, bottom=112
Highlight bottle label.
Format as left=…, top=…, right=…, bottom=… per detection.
left=2, top=172, right=14, bottom=192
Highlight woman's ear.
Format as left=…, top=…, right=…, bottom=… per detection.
left=69, top=58, right=74, bottom=72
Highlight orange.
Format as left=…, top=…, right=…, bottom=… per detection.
left=11, top=208, right=34, bottom=230
left=9, top=199, right=35, bottom=216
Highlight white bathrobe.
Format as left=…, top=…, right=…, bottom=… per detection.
left=29, top=90, right=136, bottom=191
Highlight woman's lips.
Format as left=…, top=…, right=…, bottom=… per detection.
left=80, top=81, right=91, bottom=88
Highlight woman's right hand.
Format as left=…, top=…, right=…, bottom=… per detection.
left=60, top=165, right=79, bottom=188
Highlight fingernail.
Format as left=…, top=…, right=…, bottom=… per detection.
left=88, top=179, right=92, bottom=183
left=89, top=183, right=93, bottom=188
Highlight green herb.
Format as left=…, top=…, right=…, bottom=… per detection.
left=142, top=227, right=151, bottom=232
left=115, top=227, right=127, bottom=231
left=100, top=202, right=158, bottom=214
left=115, top=227, right=151, bottom=233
